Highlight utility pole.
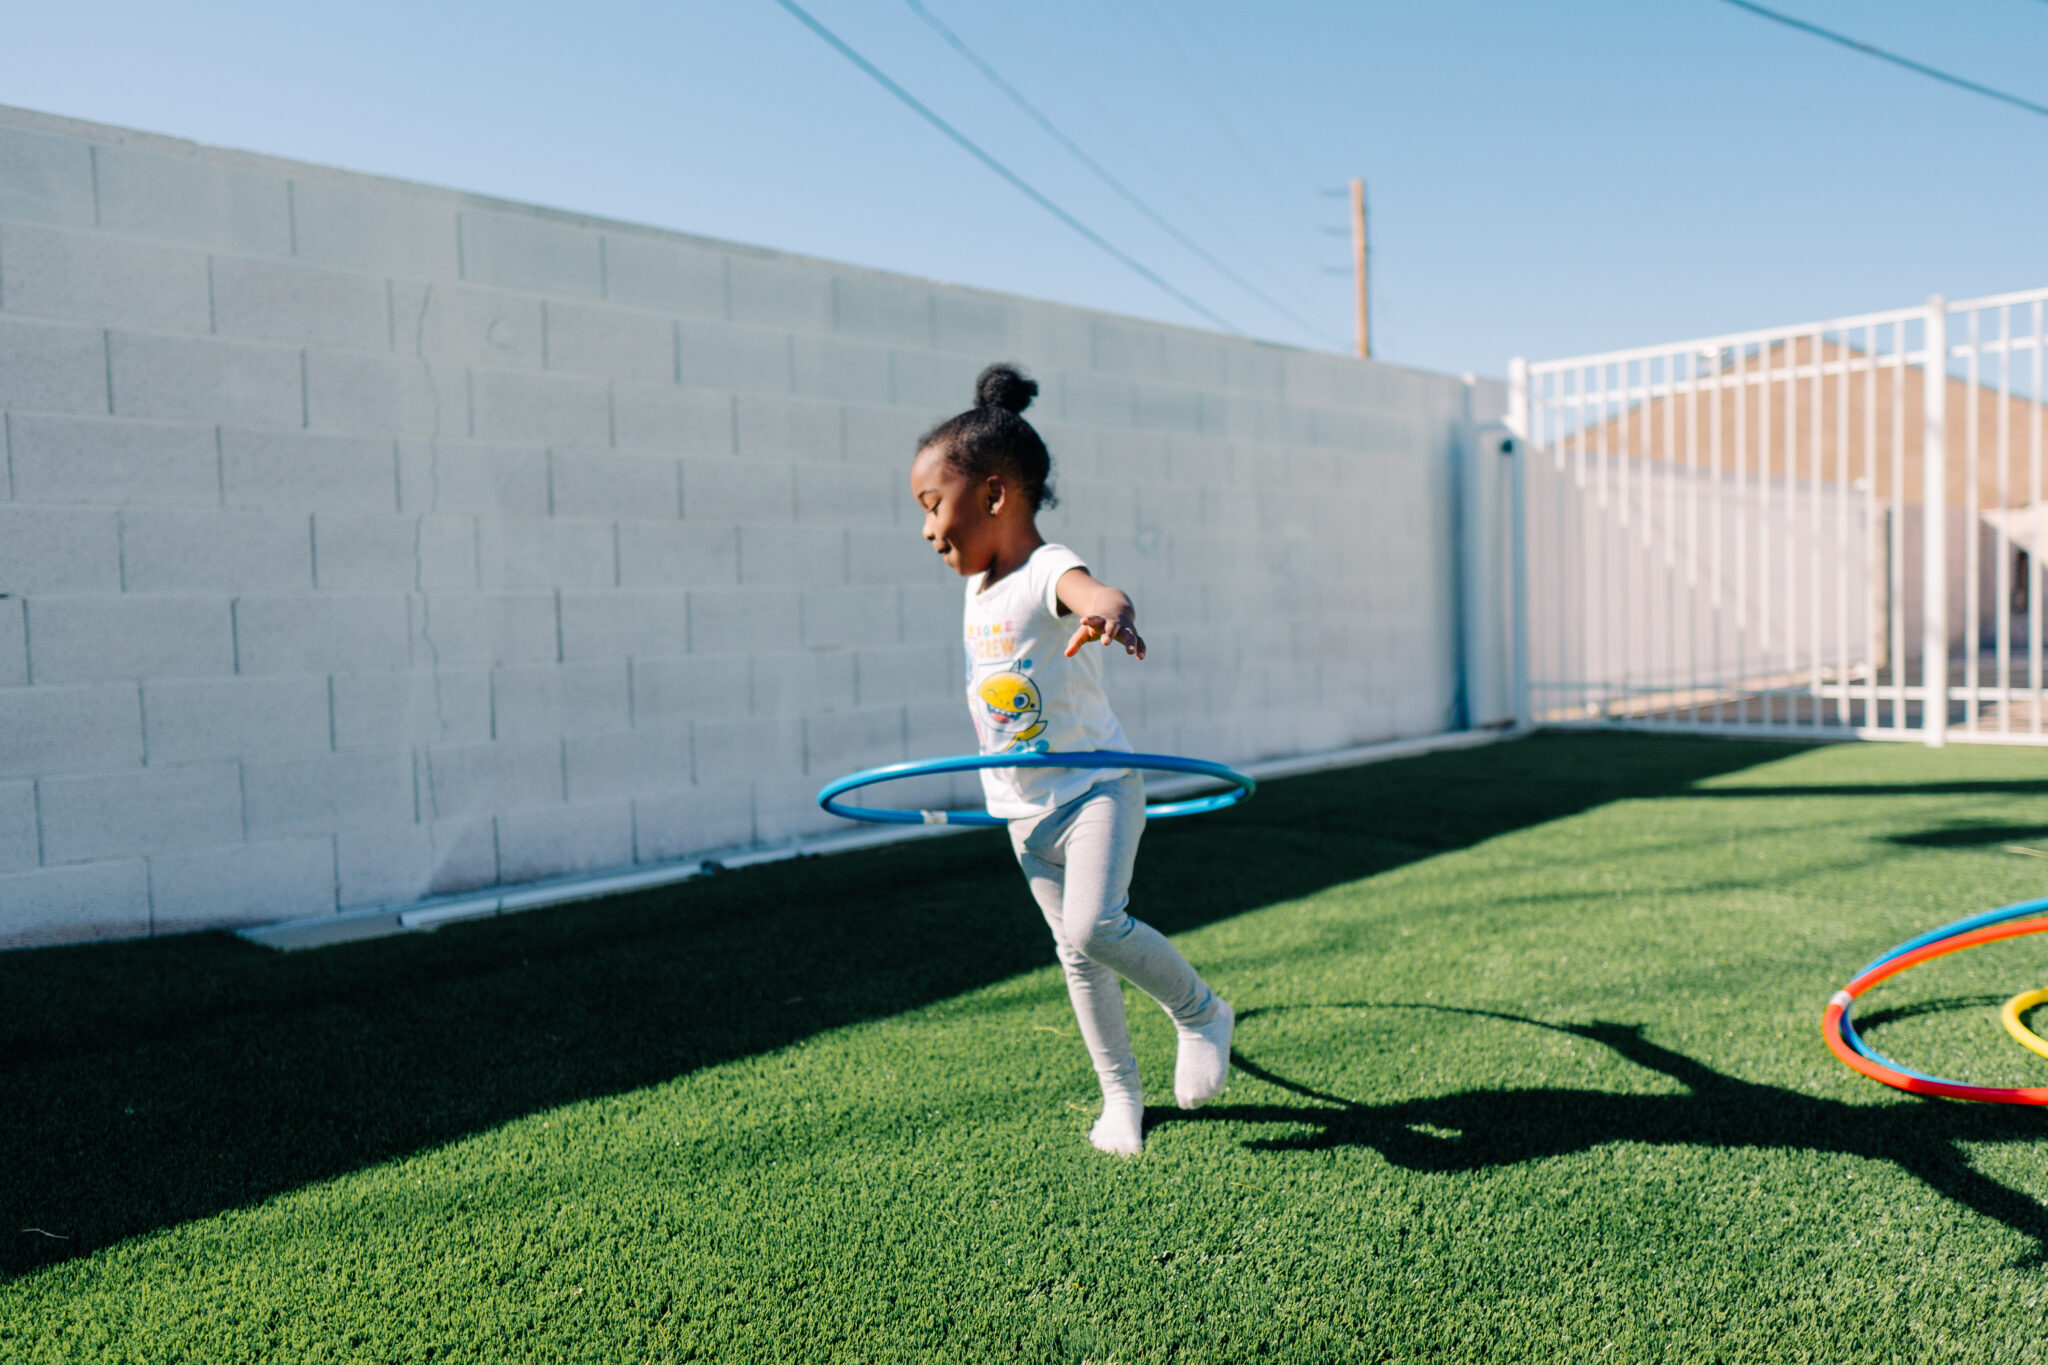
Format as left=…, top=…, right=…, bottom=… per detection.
left=1350, top=177, right=1370, bottom=359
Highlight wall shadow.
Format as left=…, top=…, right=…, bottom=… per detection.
left=1689, top=782, right=2048, bottom=800
left=2, top=732, right=1792, bottom=1277
left=1889, top=824, right=2048, bottom=849
left=1152, top=1003, right=2048, bottom=1264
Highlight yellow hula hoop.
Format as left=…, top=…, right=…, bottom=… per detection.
left=2001, top=987, right=2048, bottom=1062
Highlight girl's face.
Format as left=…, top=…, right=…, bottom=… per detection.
left=911, top=443, right=1002, bottom=578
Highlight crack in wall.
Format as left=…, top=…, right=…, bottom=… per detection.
left=412, top=284, right=451, bottom=833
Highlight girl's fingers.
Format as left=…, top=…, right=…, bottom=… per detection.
left=1065, top=615, right=1145, bottom=659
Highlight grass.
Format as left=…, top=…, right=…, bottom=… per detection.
left=10, top=732, right=2048, bottom=1361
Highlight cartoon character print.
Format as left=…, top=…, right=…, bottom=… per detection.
left=974, top=661, right=1049, bottom=753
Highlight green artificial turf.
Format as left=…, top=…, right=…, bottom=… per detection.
left=10, top=732, right=2048, bottom=1362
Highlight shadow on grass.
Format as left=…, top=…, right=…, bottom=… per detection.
left=1857, top=994, right=2007, bottom=1029
left=2, top=732, right=1798, bottom=1277
left=1158, top=1002, right=2048, bottom=1265
left=1889, top=824, right=2048, bottom=849
left=1690, top=783, right=2048, bottom=800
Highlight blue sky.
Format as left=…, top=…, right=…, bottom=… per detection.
left=3, top=0, right=2045, bottom=378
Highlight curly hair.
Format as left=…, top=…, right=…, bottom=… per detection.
left=915, top=362, right=1058, bottom=512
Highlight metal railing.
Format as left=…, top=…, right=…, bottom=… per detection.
left=1510, top=287, right=2048, bottom=747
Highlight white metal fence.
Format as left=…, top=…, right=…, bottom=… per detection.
left=1510, top=287, right=2048, bottom=746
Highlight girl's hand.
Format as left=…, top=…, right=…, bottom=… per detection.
left=1065, top=614, right=1146, bottom=660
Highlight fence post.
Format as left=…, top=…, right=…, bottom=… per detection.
left=1507, top=357, right=1531, bottom=729
left=1923, top=297, right=1948, bottom=747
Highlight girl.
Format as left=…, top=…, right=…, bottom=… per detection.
left=911, top=362, right=1234, bottom=1157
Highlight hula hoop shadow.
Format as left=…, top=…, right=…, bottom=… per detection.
left=817, top=750, right=1255, bottom=826
left=1149, top=1002, right=2048, bottom=1265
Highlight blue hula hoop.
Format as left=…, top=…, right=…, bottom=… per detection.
left=816, top=750, right=1256, bottom=827
left=1836, top=893, right=2048, bottom=1083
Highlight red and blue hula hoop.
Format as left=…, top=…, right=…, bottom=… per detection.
left=1825, top=893, right=2048, bottom=1104
left=816, top=750, right=1255, bottom=827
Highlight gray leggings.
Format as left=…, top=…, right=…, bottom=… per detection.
left=1008, top=772, right=1214, bottom=1095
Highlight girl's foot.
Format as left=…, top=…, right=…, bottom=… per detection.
left=1088, top=1087, right=1144, bottom=1156
left=1175, top=998, right=1234, bottom=1108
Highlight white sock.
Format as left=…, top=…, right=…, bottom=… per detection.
left=1174, top=997, right=1234, bottom=1109
left=1088, top=1081, right=1144, bottom=1156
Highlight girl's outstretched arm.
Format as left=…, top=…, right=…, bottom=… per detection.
left=1055, top=567, right=1146, bottom=660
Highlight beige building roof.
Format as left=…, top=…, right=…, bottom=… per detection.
left=1566, top=337, right=2047, bottom=510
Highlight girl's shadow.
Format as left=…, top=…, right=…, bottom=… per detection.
left=1149, top=1003, right=2048, bottom=1265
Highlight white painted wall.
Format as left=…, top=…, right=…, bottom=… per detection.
left=1524, top=456, right=1877, bottom=718
left=0, top=103, right=1477, bottom=948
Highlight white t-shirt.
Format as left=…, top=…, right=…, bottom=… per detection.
left=963, top=543, right=1131, bottom=820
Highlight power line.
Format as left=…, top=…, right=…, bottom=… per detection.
left=1135, top=0, right=1341, bottom=300
left=767, top=0, right=1243, bottom=334
left=1715, top=0, right=2048, bottom=120
left=1118, top=0, right=1331, bottom=297
left=901, top=0, right=1340, bottom=344
left=1124, top=0, right=1302, bottom=215
left=1168, top=1, right=1325, bottom=195
left=972, top=0, right=1333, bottom=328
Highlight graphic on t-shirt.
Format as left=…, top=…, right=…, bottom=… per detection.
left=975, top=666, right=1047, bottom=751
left=961, top=544, right=1127, bottom=817
left=965, top=619, right=1016, bottom=663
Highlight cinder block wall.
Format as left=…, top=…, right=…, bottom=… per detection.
left=0, top=104, right=1475, bottom=948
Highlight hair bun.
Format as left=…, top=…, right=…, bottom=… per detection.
left=974, top=362, right=1037, bottom=415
